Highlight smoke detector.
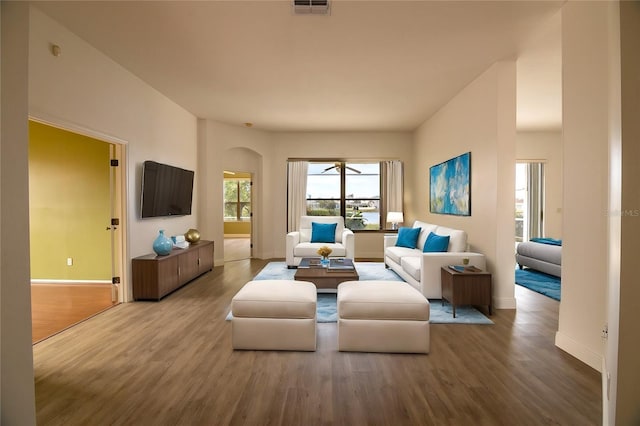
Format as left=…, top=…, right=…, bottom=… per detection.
left=293, top=0, right=330, bottom=15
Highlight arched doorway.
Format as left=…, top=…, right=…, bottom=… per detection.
left=223, top=170, right=252, bottom=261
left=222, top=147, right=262, bottom=263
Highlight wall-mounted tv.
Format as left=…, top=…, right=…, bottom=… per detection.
left=141, top=160, right=194, bottom=218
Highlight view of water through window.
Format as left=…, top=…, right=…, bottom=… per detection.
left=306, top=162, right=381, bottom=230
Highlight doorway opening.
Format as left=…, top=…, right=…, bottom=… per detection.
left=515, top=161, right=545, bottom=244
left=28, top=120, right=126, bottom=343
left=223, top=171, right=252, bottom=262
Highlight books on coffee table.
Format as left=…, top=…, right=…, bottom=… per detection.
left=448, top=265, right=482, bottom=273
left=328, top=258, right=355, bottom=271
left=298, top=257, right=323, bottom=268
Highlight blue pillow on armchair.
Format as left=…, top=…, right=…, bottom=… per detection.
left=311, top=222, right=337, bottom=243
left=423, top=232, right=450, bottom=252
left=395, top=227, right=421, bottom=249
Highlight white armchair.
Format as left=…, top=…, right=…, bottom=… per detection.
left=286, top=216, right=355, bottom=268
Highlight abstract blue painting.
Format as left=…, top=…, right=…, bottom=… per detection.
left=429, top=152, right=471, bottom=216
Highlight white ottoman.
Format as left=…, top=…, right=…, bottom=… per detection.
left=231, top=280, right=317, bottom=351
left=337, top=280, right=430, bottom=353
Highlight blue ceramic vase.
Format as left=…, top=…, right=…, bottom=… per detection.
left=153, top=230, right=173, bottom=256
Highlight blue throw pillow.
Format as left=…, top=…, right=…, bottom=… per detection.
left=423, top=232, right=450, bottom=252
left=395, top=227, right=421, bottom=249
left=311, top=222, right=337, bottom=243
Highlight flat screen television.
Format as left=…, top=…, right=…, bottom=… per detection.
left=140, top=160, right=194, bottom=218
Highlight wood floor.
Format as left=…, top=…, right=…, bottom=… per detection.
left=31, top=283, right=117, bottom=344
left=224, top=237, right=251, bottom=262
left=33, top=259, right=602, bottom=425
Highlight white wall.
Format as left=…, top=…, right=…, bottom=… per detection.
left=199, top=122, right=414, bottom=264
left=1, top=3, right=37, bottom=424
left=557, top=2, right=609, bottom=372
left=413, top=61, right=517, bottom=309
left=198, top=120, right=272, bottom=265
left=28, top=7, right=199, bottom=300
left=516, top=130, right=563, bottom=238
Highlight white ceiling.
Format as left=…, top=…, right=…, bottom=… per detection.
left=33, top=0, right=563, bottom=132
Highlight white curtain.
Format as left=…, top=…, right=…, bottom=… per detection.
left=384, top=160, right=404, bottom=222
left=287, top=161, right=308, bottom=232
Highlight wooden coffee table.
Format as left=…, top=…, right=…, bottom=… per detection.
left=294, top=258, right=359, bottom=290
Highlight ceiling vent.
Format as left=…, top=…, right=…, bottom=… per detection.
left=293, top=0, right=330, bottom=15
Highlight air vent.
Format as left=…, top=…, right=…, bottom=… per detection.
left=293, top=0, right=330, bottom=15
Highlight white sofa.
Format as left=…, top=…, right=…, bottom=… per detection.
left=384, top=220, right=486, bottom=299
left=286, top=216, right=355, bottom=268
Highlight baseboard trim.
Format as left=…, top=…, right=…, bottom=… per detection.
left=555, top=330, right=603, bottom=372
left=601, top=357, right=609, bottom=426
left=31, top=279, right=112, bottom=284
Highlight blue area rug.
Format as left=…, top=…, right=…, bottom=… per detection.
left=226, top=293, right=338, bottom=323
left=515, top=268, right=561, bottom=301
left=226, top=292, right=492, bottom=324
left=316, top=293, right=338, bottom=322
left=226, top=262, right=493, bottom=324
left=252, top=261, right=404, bottom=282
left=311, top=293, right=493, bottom=324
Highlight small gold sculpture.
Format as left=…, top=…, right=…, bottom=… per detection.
left=185, top=228, right=201, bottom=243
left=317, top=246, right=332, bottom=258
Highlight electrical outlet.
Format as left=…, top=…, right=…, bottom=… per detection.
left=67, top=257, right=73, bottom=266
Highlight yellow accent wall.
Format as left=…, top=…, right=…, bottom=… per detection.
left=29, top=121, right=111, bottom=280
left=224, top=221, right=251, bottom=235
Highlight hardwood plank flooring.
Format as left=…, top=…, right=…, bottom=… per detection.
left=31, top=283, right=117, bottom=344
left=224, top=237, right=251, bottom=262
left=33, top=259, right=601, bottom=425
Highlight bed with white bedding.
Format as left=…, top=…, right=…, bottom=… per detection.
left=515, top=238, right=562, bottom=278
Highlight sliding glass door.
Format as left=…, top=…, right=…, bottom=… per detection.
left=515, top=162, right=545, bottom=242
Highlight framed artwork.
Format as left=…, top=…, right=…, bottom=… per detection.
left=429, top=152, right=471, bottom=216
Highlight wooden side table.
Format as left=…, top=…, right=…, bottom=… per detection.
left=440, top=266, right=492, bottom=318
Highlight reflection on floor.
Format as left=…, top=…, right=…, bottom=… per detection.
left=224, top=237, right=251, bottom=262
left=31, top=283, right=117, bottom=344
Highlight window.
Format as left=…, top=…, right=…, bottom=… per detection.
left=306, top=162, right=381, bottom=230
left=224, top=178, right=251, bottom=221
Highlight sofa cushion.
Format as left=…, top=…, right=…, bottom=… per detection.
left=400, top=256, right=422, bottom=282
left=413, top=221, right=438, bottom=250
left=396, top=226, right=421, bottom=249
left=311, top=222, right=337, bottom=243
left=385, top=245, right=421, bottom=265
left=423, top=232, right=450, bottom=252
left=338, top=281, right=429, bottom=321
left=294, top=242, right=346, bottom=258
left=232, top=280, right=317, bottom=319
left=433, top=225, right=467, bottom=252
